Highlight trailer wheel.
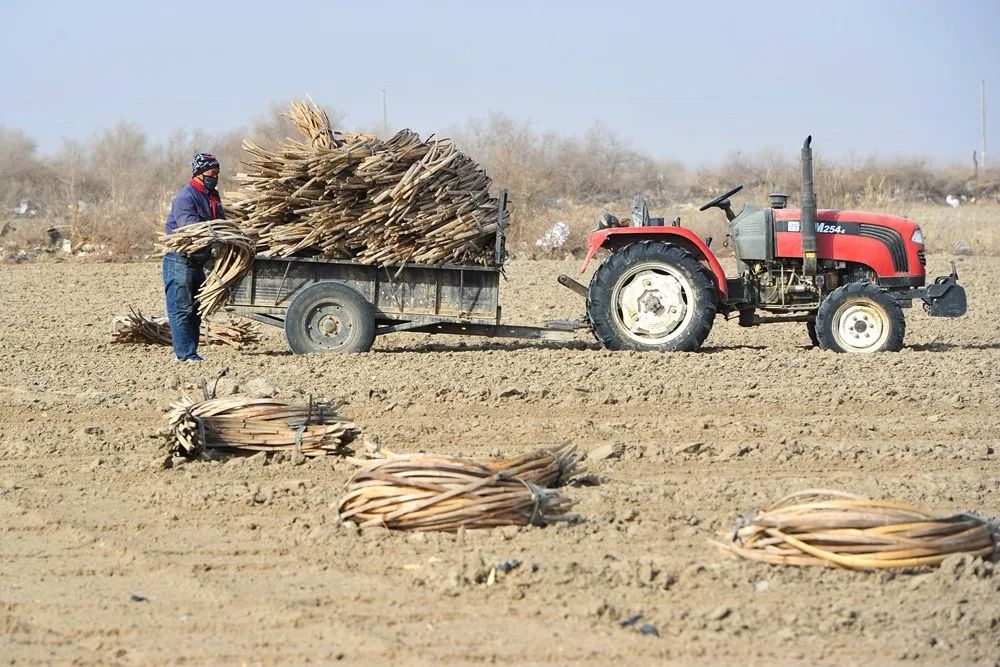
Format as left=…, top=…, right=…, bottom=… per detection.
left=587, top=241, right=717, bottom=351
left=815, top=282, right=905, bottom=353
left=283, top=282, right=376, bottom=354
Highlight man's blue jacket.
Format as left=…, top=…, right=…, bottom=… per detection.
left=164, top=179, right=225, bottom=235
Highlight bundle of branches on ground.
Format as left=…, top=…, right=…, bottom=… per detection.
left=161, top=220, right=254, bottom=317
left=337, top=444, right=579, bottom=531
left=111, top=307, right=261, bottom=349
left=167, top=395, right=357, bottom=457
left=716, top=489, right=997, bottom=569
left=228, top=98, right=509, bottom=267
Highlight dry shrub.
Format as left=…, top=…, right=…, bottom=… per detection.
left=66, top=202, right=163, bottom=257
left=0, top=218, right=56, bottom=255
left=0, top=127, right=53, bottom=210
left=46, top=123, right=179, bottom=257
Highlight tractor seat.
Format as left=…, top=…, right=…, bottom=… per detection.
left=599, top=211, right=620, bottom=229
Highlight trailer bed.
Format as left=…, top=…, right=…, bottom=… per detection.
left=225, top=255, right=584, bottom=353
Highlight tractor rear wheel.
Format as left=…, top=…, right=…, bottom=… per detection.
left=815, top=282, right=905, bottom=353
left=586, top=241, right=717, bottom=351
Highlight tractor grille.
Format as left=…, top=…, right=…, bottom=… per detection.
left=917, top=250, right=926, bottom=267
left=858, top=224, right=908, bottom=272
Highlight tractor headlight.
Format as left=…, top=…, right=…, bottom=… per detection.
left=911, top=228, right=924, bottom=245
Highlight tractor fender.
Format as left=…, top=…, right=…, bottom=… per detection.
left=582, top=227, right=728, bottom=299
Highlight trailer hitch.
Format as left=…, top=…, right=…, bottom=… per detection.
left=557, top=274, right=588, bottom=298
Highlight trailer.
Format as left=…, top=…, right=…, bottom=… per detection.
left=224, top=195, right=587, bottom=353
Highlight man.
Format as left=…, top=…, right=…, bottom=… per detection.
left=162, top=153, right=225, bottom=362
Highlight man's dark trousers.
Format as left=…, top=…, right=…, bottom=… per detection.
left=162, top=251, right=206, bottom=360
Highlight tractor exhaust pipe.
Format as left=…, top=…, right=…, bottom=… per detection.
left=800, top=135, right=818, bottom=278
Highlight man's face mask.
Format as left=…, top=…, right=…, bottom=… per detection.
left=202, top=174, right=219, bottom=189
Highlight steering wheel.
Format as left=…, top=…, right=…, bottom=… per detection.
left=699, top=185, right=744, bottom=211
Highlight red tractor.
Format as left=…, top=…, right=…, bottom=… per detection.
left=580, top=136, right=967, bottom=353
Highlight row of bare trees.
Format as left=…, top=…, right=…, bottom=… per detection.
left=0, top=102, right=994, bottom=257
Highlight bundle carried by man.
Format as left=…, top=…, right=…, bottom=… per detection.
left=228, top=98, right=509, bottom=267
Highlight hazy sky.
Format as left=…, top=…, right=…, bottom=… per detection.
left=1, top=0, right=997, bottom=165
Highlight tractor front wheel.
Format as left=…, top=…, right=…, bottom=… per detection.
left=587, top=241, right=717, bottom=351
left=815, top=282, right=905, bottom=353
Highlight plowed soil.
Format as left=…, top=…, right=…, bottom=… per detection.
left=1, top=255, right=998, bottom=666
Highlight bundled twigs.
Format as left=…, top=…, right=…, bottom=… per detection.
left=111, top=307, right=261, bottom=349
left=167, top=396, right=357, bottom=457
left=161, top=220, right=254, bottom=317
left=228, top=97, right=508, bottom=267
left=474, top=443, right=580, bottom=487
left=716, top=489, right=997, bottom=569
left=337, top=444, right=579, bottom=531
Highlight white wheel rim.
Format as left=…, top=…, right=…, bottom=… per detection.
left=833, top=302, right=889, bottom=352
left=612, top=262, right=695, bottom=344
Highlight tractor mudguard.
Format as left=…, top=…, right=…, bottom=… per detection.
left=582, top=227, right=728, bottom=299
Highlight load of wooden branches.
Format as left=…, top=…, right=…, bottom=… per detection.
left=337, top=444, right=579, bottom=531
left=716, top=489, right=997, bottom=569
left=227, top=98, right=508, bottom=267
left=111, top=307, right=261, bottom=349
left=167, top=395, right=357, bottom=457
left=161, top=219, right=254, bottom=317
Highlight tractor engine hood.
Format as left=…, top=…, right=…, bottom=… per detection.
left=772, top=208, right=921, bottom=236
left=772, top=208, right=925, bottom=281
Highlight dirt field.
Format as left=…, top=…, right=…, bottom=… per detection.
left=1, top=255, right=998, bottom=666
